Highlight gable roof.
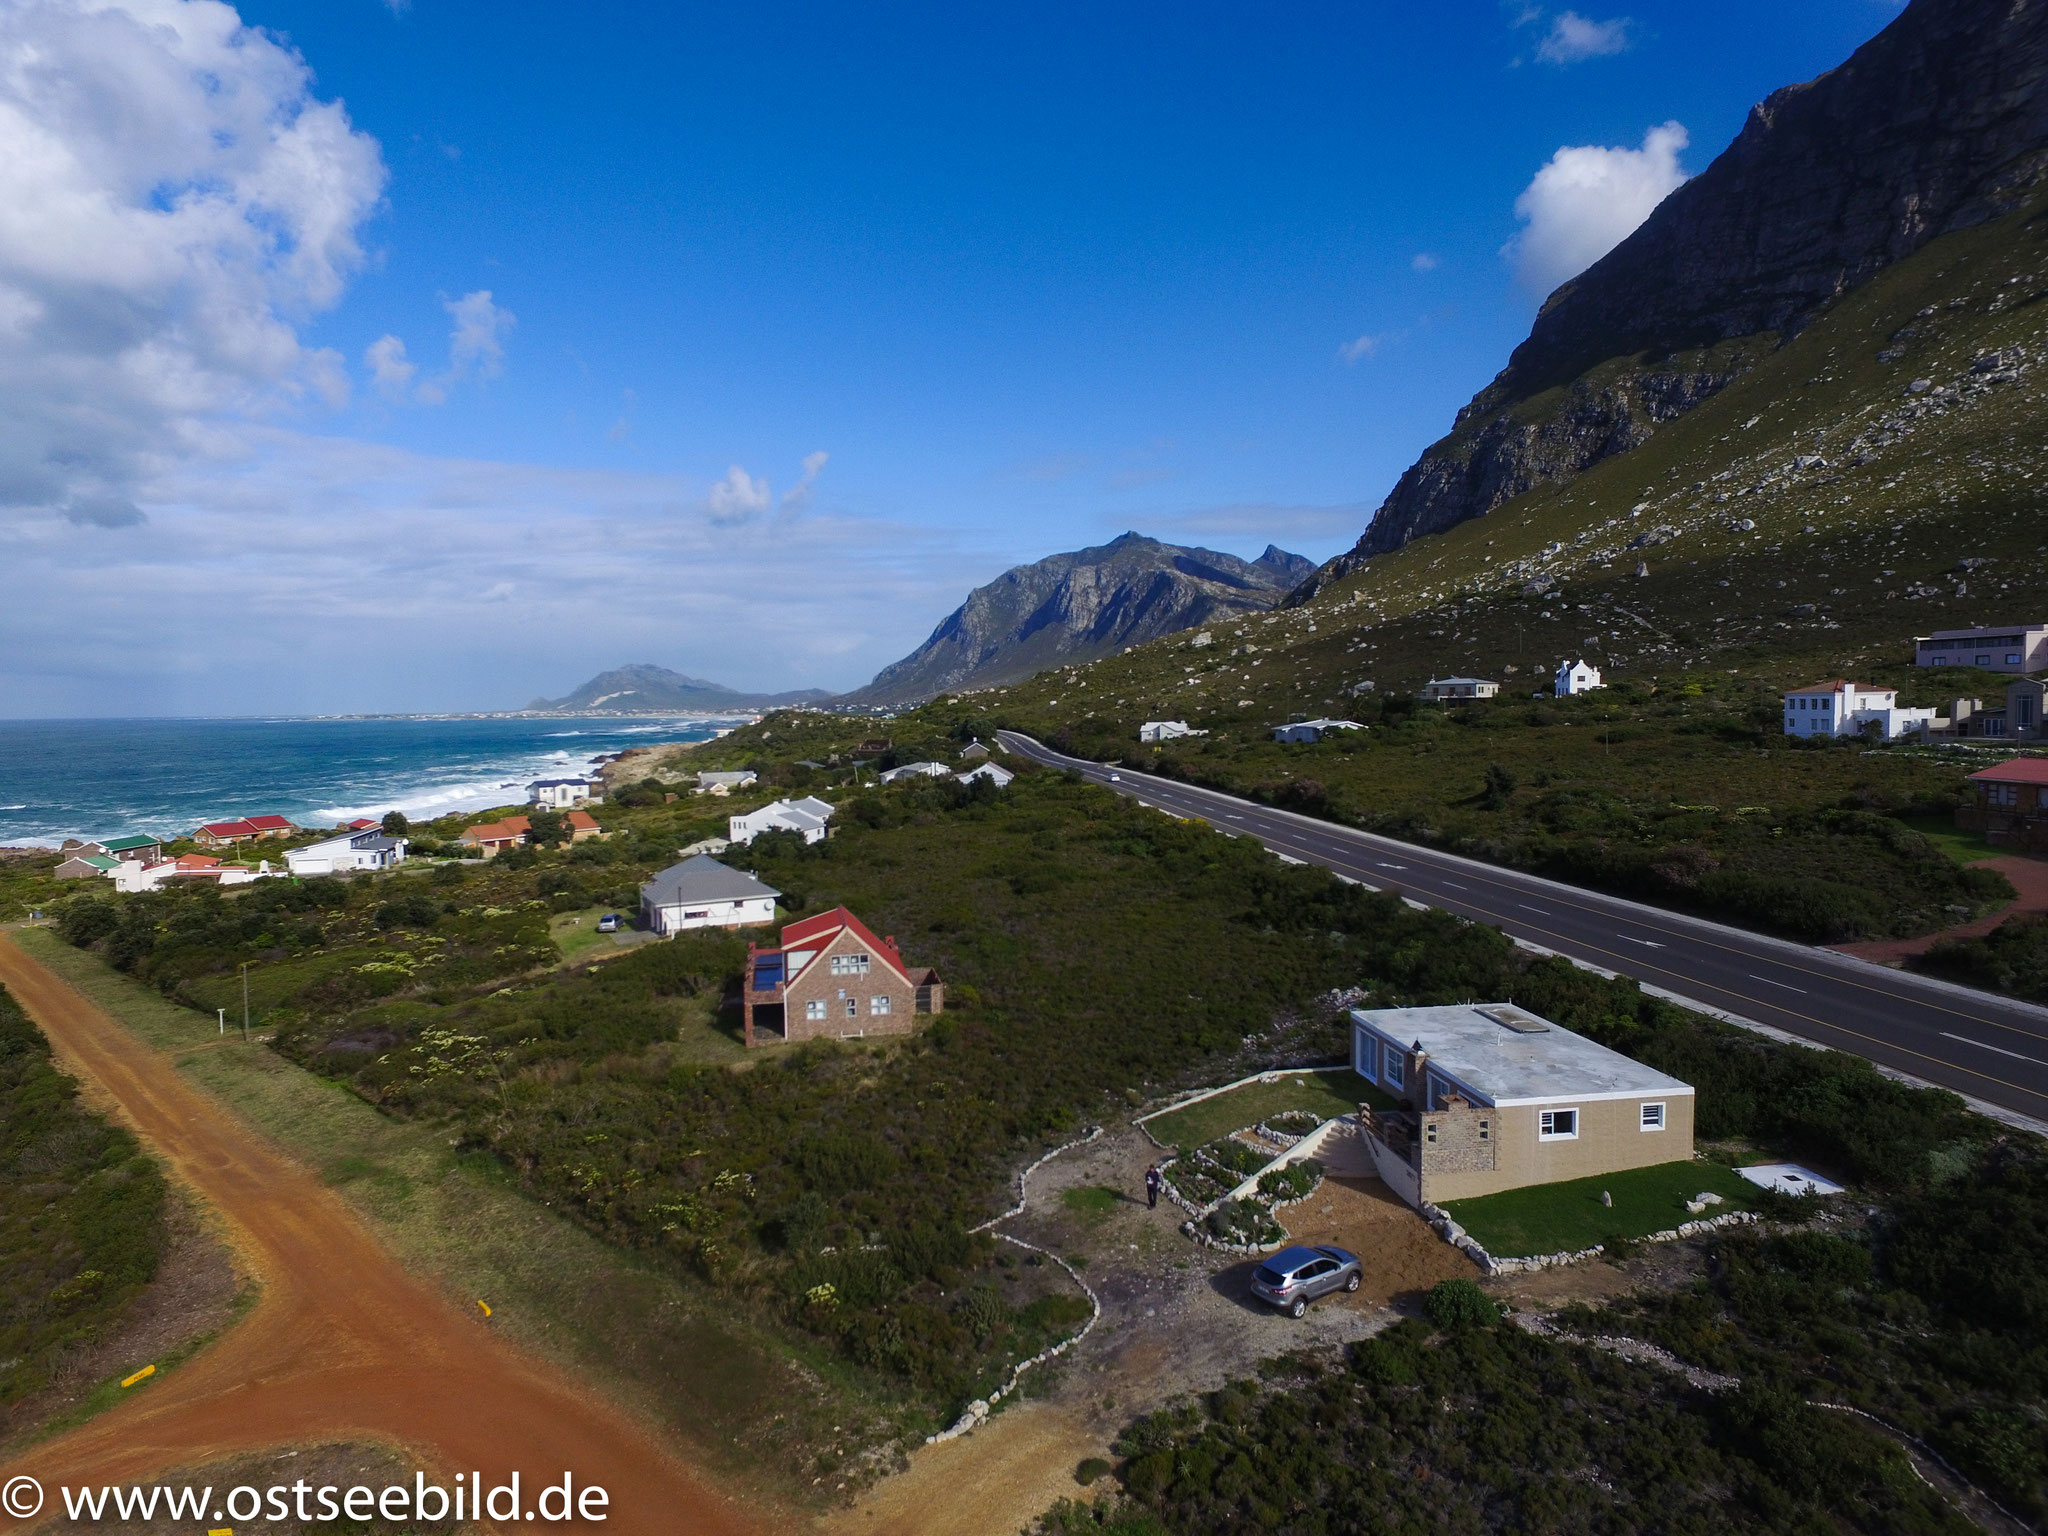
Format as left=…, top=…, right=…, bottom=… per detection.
left=198, top=819, right=258, bottom=837
left=1970, top=758, right=2048, bottom=786
left=244, top=815, right=294, bottom=833
left=565, top=809, right=599, bottom=830
left=65, top=854, right=121, bottom=871
left=97, top=835, right=158, bottom=853
left=777, top=906, right=908, bottom=979
left=641, top=854, right=781, bottom=907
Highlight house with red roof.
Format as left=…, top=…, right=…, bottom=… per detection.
left=459, top=815, right=532, bottom=857
left=742, top=906, right=943, bottom=1047
left=1960, top=757, right=2048, bottom=852
left=193, top=814, right=297, bottom=847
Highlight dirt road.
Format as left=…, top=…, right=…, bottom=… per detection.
left=0, top=935, right=756, bottom=1536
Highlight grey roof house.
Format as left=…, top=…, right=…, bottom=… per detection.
left=641, top=854, right=782, bottom=935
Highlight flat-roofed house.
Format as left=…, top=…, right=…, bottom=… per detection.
left=1780, top=679, right=1938, bottom=740
left=1915, top=623, right=2048, bottom=674
left=1351, top=1003, right=1695, bottom=1208
left=1420, top=677, right=1500, bottom=702
left=1270, top=718, right=1365, bottom=744
left=742, top=906, right=942, bottom=1047
left=640, top=854, right=780, bottom=936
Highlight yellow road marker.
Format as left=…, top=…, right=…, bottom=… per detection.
left=477, top=1300, right=492, bottom=1318
left=120, top=1364, right=155, bottom=1387
left=209, top=1528, right=233, bottom=1535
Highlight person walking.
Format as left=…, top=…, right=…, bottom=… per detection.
left=1144, top=1165, right=1162, bottom=1210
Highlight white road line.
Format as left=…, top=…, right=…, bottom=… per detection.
left=1617, top=936, right=1665, bottom=949
left=1442, top=881, right=1467, bottom=890
left=1518, top=904, right=1548, bottom=914
left=1748, top=974, right=1807, bottom=994
left=1378, top=863, right=1407, bottom=870
left=1941, top=1031, right=2048, bottom=1068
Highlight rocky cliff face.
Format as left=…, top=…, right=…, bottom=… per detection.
left=1303, top=0, right=2048, bottom=595
left=845, top=533, right=1313, bottom=704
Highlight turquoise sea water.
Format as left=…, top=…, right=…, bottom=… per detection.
left=0, top=716, right=728, bottom=847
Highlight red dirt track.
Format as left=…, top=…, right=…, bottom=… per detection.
left=0, top=935, right=759, bottom=1535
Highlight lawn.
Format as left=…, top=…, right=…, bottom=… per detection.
left=1893, top=815, right=2004, bottom=867
left=1144, top=1069, right=1391, bottom=1151
left=548, top=905, right=651, bottom=966
left=1441, top=1159, right=1756, bottom=1259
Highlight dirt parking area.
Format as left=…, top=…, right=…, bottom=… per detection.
left=830, top=1119, right=1478, bottom=1535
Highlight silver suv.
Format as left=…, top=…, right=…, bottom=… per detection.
left=1249, top=1244, right=1362, bottom=1318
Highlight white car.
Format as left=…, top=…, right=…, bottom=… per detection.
left=1109, top=773, right=1120, bottom=781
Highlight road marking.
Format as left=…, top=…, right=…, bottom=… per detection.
left=1518, top=904, right=1548, bottom=914
left=1941, top=1031, right=2048, bottom=1068
left=1442, top=881, right=1467, bottom=890
left=1616, top=935, right=1665, bottom=948
left=1748, top=974, right=1807, bottom=994
left=1378, top=863, right=1407, bottom=870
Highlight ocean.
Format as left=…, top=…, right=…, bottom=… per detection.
left=0, top=716, right=731, bottom=847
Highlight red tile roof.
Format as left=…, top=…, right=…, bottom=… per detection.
left=777, top=906, right=908, bottom=977
left=565, top=809, right=599, bottom=830
left=244, top=815, right=294, bottom=833
left=1970, top=758, right=2048, bottom=785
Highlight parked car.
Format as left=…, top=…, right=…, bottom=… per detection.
left=596, top=913, right=622, bottom=933
left=1249, top=1244, right=1361, bottom=1317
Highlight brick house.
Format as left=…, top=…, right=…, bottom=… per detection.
left=1352, top=1003, right=1694, bottom=1207
left=193, top=814, right=296, bottom=847
left=459, top=815, right=532, bottom=857
left=1958, top=757, right=2048, bottom=851
left=742, top=907, right=943, bottom=1047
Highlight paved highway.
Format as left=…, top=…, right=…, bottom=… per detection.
left=998, top=729, right=2048, bottom=1128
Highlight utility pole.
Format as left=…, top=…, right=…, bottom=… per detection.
left=241, top=961, right=251, bottom=1043
left=217, top=1007, right=225, bottom=1037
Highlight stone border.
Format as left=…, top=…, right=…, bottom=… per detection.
left=928, top=1127, right=1108, bottom=1445
left=1133, top=1063, right=1355, bottom=1150
left=1421, top=1200, right=1760, bottom=1275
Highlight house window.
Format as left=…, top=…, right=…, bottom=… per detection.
left=1640, top=1102, right=1666, bottom=1131
left=1978, top=654, right=1993, bottom=666
left=831, top=953, right=871, bottom=975
left=844, top=998, right=858, bottom=1018
left=684, top=909, right=709, bottom=921
left=1424, top=1122, right=1438, bottom=1144
left=1934, top=656, right=1948, bottom=666
left=1382, top=1045, right=1403, bottom=1089
left=1989, top=782, right=2020, bottom=807
left=805, top=1000, right=827, bottom=1020
left=1477, top=1120, right=1490, bottom=1142
left=1357, top=1038, right=1377, bottom=1083
left=1539, top=1108, right=1579, bottom=1140
left=870, top=994, right=891, bottom=1016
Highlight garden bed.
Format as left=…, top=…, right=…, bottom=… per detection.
left=1144, top=1069, right=1387, bottom=1150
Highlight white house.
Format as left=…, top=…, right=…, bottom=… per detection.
left=1782, top=679, right=1939, bottom=741
left=640, top=855, right=780, bottom=936
left=877, top=761, right=952, bottom=784
left=528, top=777, right=595, bottom=809
left=697, top=770, right=758, bottom=795
left=957, top=762, right=1015, bottom=789
left=285, top=830, right=410, bottom=876
left=1421, top=677, right=1501, bottom=701
left=115, top=856, right=276, bottom=892
left=1139, top=720, right=1205, bottom=742
left=729, top=796, right=836, bottom=846
left=1554, top=659, right=1605, bottom=695
left=1270, top=718, right=1365, bottom=744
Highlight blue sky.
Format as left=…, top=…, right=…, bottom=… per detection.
left=0, top=0, right=1901, bottom=713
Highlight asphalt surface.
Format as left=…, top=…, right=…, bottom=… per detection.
left=998, top=730, right=2048, bottom=1128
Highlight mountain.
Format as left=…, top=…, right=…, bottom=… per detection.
left=1298, top=0, right=2048, bottom=598
left=842, top=533, right=1315, bottom=705
left=527, top=664, right=834, bottom=714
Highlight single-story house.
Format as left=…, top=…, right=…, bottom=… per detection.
left=285, top=830, right=409, bottom=876
left=1139, top=720, right=1205, bottom=742
left=527, top=777, right=595, bottom=809
left=460, top=815, right=533, bottom=857
left=1782, top=679, right=1937, bottom=740
left=1270, top=718, right=1365, bottom=744
left=1420, top=677, right=1500, bottom=702
left=958, top=762, right=1015, bottom=789
left=742, top=906, right=942, bottom=1046
left=853, top=738, right=892, bottom=757
left=1958, top=757, right=2048, bottom=852
left=1915, top=623, right=2048, bottom=674
left=55, top=853, right=122, bottom=880
left=87, top=834, right=162, bottom=863
left=1555, top=659, right=1605, bottom=696
left=564, top=809, right=604, bottom=843
left=877, top=761, right=952, bottom=784
left=343, top=817, right=380, bottom=832
left=1351, top=1003, right=1695, bottom=1208
left=193, top=815, right=295, bottom=846
left=959, top=739, right=990, bottom=761
left=114, top=854, right=275, bottom=893
left=697, top=770, right=758, bottom=795
left=640, top=854, right=780, bottom=937
left=729, top=796, right=836, bottom=846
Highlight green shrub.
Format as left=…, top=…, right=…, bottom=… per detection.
left=1424, top=1278, right=1499, bottom=1331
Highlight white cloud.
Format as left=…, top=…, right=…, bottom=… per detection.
left=365, top=335, right=416, bottom=400
left=1503, top=121, right=1688, bottom=299
left=0, top=430, right=1005, bottom=713
left=416, top=289, right=515, bottom=403
left=780, top=450, right=828, bottom=512
left=707, top=464, right=772, bottom=524
left=1410, top=252, right=1439, bottom=272
left=1536, top=11, right=1633, bottom=64
left=0, top=0, right=385, bottom=526
left=1337, top=333, right=1382, bottom=365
